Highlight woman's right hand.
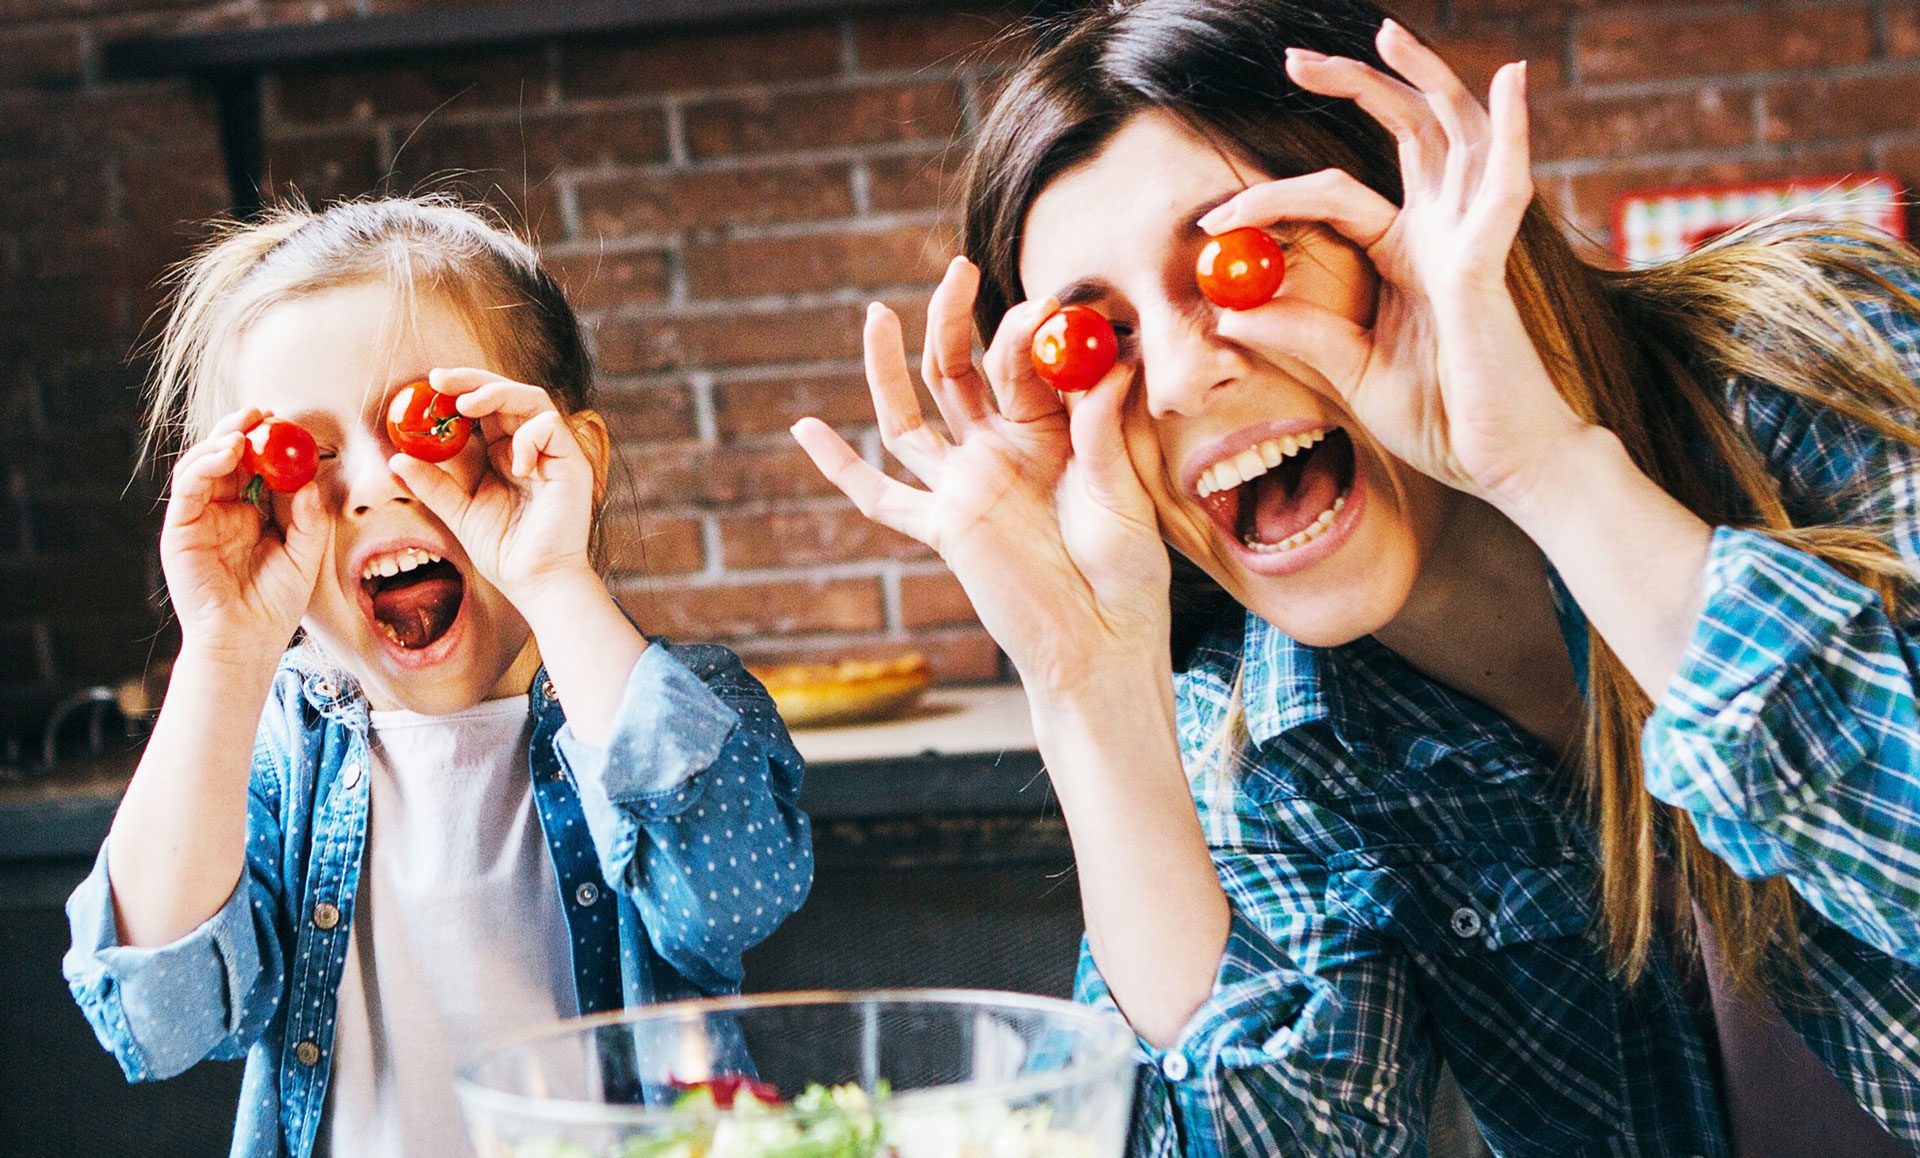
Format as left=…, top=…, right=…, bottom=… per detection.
left=791, top=257, right=1172, bottom=699
left=159, top=407, right=332, bottom=660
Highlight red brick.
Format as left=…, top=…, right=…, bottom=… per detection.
left=0, top=553, right=146, bottom=619
left=1432, top=23, right=1566, bottom=94
left=865, top=149, right=965, bottom=214
left=899, top=569, right=976, bottom=629
left=1893, top=6, right=1920, bottom=59
left=1554, top=146, right=1875, bottom=243
left=850, top=6, right=1028, bottom=74
left=1382, top=0, right=1445, bottom=35
left=272, top=47, right=551, bottom=126
left=719, top=506, right=929, bottom=569
left=122, top=146, right=230, bottom=237
left=595, top=302, right=863, bottom=374
left=0, top=160, right=112, bottom=232
left=713, top=368, right=874, bottom=437
left=599, top=511, right=703, bottom=576
left=620, top=576, right=886, bottom=639
left=685, top=223, right=948, bottom=299
left=612, top=439, right=841, bottom=509
left=594, top=380, right=697, bottom=443
left=0, top=26, right=86, bottom=90
left=1760, top=73, right=1920, bottom=143
left=1574, top=8, right=1872, bottom=87
left=1530, top=88, right=1751, bottom=164
left=684, top=81, right=966, bottom=159
left=390, top=108, right=670, bottom=180
left=576, top=162, right=855, bottom=236
left=262, top=130, right=382, bottom=205
left=559, top=23, right=843, bottom=100
left=547, top=247, right=672, bottom=311
left=70, top=85, right=217, bottom=150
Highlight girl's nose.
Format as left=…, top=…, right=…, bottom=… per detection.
left=1139, top=310, right=1241, bottom=419
left=341, top=441, right=412, bottom=517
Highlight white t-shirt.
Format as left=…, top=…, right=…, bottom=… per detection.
left=322, top=695, right=579, bottom=1158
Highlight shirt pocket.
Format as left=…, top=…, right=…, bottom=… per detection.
left=1324, top=848, right=1593, bottom=957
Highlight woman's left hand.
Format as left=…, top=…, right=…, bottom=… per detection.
left=388, top=366, right=597, bottom=604
left=1199, top=19, right=1591, bottom=510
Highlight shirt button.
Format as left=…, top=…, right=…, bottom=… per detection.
left=315, top=679, right=337, bottom=699
left=313, top=902, right=340, bottom=930
left=575, top=882, right=600, bottom=907
left=295, top=1041, right=321, bottom=1066
left=1450, top=907, right=1484, bottom=939
left=540, top=678, right=558, bottom=701
left=341, top=762, right=362, bottom=790
left=1159, top=1052, right=1190, bottom=1082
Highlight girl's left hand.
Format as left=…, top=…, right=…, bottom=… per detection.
left=1199, top=19, right=1591, bottom=510
left=388, top=367, right=596, bottom=603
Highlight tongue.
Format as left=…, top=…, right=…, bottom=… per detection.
left=1252, top=454, right=1340, bottom=544
left=370, top=576, right=460, bottom=650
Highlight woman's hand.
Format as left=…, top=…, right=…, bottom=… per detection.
left=792, top=257, right=1172, bottom=699
left=389, top=367, right=598, bottom=606
left=1199, top=19, right=1590, bottom=510
left=159, top=406, right=332, bottom=660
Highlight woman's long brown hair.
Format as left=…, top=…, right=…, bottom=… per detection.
left=962, top=0, right=1920, bottom=996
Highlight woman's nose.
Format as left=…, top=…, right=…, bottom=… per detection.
left=341, top=441, right=412, bottom=517
left=1139, top=311, right=1237, bottom=419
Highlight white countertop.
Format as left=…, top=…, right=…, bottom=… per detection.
left=786, top=683, right=1036, bottom=766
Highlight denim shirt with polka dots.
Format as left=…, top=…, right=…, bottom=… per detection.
left=63, top=639, right=813, bottom=1158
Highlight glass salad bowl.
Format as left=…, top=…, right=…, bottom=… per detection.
left=456, top=988, right=1139, bottom=1158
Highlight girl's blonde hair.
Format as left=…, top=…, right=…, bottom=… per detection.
left=962, top=0, right=1920, bottom=998
left=144, top=194, right=594, bottom=467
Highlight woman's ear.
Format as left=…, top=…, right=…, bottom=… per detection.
left=567, top=408, right=612, bottom=508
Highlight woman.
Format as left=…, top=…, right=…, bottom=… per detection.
left=792, top=0, right=1920, bottom=1153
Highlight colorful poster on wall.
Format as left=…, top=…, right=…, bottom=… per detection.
left=1612, top=172, right=1907, bottom=266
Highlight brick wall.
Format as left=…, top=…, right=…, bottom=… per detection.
left=4, top=0, right=1920, bottom=748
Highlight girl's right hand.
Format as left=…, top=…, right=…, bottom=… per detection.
left=791, top=257, right=1172, bottom=700
left=159, top=408, right=332, bottom=660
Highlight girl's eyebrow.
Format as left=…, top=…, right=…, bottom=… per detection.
left=1053, top=277, right=1112, bottom=308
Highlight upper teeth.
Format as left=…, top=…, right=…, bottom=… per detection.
left=361, top=547, right=442, bottom=581
left=1196, top=428, right=1329, bottom=498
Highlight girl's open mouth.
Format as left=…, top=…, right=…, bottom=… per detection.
left=360, top=548, right=465, bottom=652
left=1197, top=425, right=1357, bottom=553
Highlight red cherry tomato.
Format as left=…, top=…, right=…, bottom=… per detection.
left=1030, top=305, right=1118, bottom=394
left=672, top=1074, right=783, bottom=1108
left=386, top=379, right=471, bottom=463
left=1196, top=227, right=1286, bottom=310
left=240, top=419, right=318, bottom=500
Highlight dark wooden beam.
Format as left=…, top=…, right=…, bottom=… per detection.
left=102, top=0, right=948, bottom=79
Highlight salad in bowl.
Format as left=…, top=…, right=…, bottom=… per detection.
left=456, top=990, right=1137, bottom=1158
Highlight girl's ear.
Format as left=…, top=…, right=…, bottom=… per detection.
left=567, top=408, right=612, bottom=507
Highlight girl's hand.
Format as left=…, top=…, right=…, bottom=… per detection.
left=792, top=257, right=1172, bottom=699
left=388, top=367, right=597, bottom=606
left=159, top=407, right=332, bottom=659
left=1199, top=19, right=1590, bottom=510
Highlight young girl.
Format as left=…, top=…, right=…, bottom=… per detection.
left=794, top=1, right=1920, bottom=1154
left=63, top=197, right=813, bottom=1158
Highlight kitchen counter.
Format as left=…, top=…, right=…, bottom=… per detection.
left=0, top=683, right=1050, bottom=864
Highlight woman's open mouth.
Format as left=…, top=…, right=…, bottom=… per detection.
left=359, top=546, right=465, bottom=653
left=1196, top=425, right=1357, bottom=555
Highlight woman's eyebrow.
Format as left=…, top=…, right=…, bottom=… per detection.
left=1053, top=278, right=1111, bottom=307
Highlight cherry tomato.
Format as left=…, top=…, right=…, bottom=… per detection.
left=385, top=379, right=471, bottom=463
left=240, top=419, right=318, bottom=502
left=671, top=1074, right=783, bottom=1109
left=1196, top=227, right=1286, bottom=310
left=1030, top=305, right=1118, bottom=394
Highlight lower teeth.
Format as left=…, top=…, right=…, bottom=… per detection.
left=1245, top=494, right=1346, bottom=554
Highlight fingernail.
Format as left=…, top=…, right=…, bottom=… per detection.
left=1380, top=17, right=1402, bottom=36
left=1287, top=46, right=1328, bottom=62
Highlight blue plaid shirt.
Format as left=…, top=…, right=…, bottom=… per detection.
left=1078, top=280, right=1920, bottom=1155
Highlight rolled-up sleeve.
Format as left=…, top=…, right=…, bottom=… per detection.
left=557, top=641, right=812, bottom=994
left=1073, top=899, right=1434, bottom=1158
left=1643, top=525, right=1920, bottom=964
left=63, top=736, right=290, bottom=1084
